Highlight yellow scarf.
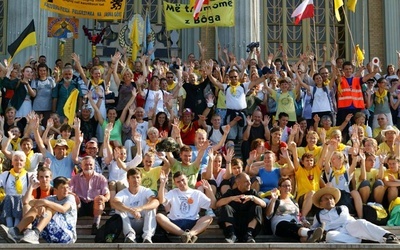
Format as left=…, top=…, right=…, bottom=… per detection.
left=146, top=139, right=160, bottom=148
left=375, top=89, right=387, bottom=104
left=24, top=150, right=34, bottom=171
left=179, top=121, right=193, bottom=133
left=332, top=165, right=346, bottom=185
left=90, top=79, right=104, bottom=87
left=10, top=138, right=21, bottom=151
left=229, top=81, right=241, bottom=95
left=10, top=168, right=27, bottom=194
left=336, top=143, right=346, bottom=152
left=167, top=82, right=176, bottom=92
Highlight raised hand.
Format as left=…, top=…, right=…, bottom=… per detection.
left=246, top=116, right=254, bottom=127
left=223, top=146, right=235, bottom=162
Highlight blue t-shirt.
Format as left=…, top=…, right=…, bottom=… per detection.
left=46, top=151, right=75, bottom=179
left=258, top=168, right=281, bottom=192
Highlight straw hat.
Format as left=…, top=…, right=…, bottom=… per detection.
left=312, top=187, right=341, bottom=209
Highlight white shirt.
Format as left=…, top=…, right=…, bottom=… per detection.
left=164, top=188, right=211, bottom=220
left=115, top=186, right=155, bottom=219
left=223, top=82, right=251, bottom=110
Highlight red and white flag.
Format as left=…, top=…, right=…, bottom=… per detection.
left=291, top=0, right=314, bottom=25
left=193, top=0, right=210, bottom=20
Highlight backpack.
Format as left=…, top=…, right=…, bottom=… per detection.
left=95, top=214, right=123, bottom=243
left=208, top=127, right=224, bottom=139
left=276, top=90, right=303, bottom=117
left=363, top=203, right=388, bottom=226
left=315, top=206, right=342, bottom=224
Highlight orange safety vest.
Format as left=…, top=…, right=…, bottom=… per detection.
left=337, top=77, right=364, bottom=109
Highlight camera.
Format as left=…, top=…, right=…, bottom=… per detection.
left=246, top=42, right=260, bottom=52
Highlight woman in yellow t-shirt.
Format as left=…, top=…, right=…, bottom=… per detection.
left=289, top=142, right=327, bottom=219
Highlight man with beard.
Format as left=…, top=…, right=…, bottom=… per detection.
left=70, top=156, right=110, bottom=235
left=51, top=66, right=82, bottom=121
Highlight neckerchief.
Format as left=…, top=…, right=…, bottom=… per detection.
left=332, top=165, right=346, bottom=185
left=10, top=138, right=21, bottom=151
left=179, top=121, right=193, bottom=133
left=24, top=150, right=34, bottom=171
left=375, top=89, right=387, bottom=104
left=229, top=81, right=241, bottom=95
left=167, top=82, right=176, bottom=92
left=10, top=168, right=27, bottom=194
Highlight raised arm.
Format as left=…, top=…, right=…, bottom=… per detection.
left=103, top=123, right=114, bottom=165
left=71, top=117, right=83, bottom=164
left=202, top=149, right=215, bottom=180
left=87, top=90, right=104, bottom=124
left=71, top=53, right=89, bottom=85
left=222, top=148, right=234, bottom=180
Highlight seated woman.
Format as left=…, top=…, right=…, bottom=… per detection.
left=353, top=152, right=385, bottom=204
left=248, top=149, right=294, bottom=202
left=348, top=112, right=372, bottom=138
left=0, top=151, right=33, bottom=227
left=266, top=177, right=324, bottom=242
left=202, top=148, right=233, bottom=197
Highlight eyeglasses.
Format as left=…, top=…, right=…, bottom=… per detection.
left=377, top=118, right=385, bottom=120
left=167, top=76, right=174, bottom=79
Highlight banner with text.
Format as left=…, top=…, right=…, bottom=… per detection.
left=163, top=0, right=235, bottom=31
left=40, top=0, right=126, bottom=20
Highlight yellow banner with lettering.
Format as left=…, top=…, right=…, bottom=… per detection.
left=163, top=0, right=235, bottom=31
left=40, top=0, right=126, bottom=20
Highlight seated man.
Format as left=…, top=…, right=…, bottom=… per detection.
left=70, top=156, right=110, bottom=235
left=111, top=168, right=159, bottom=243
left=22, top=165, right=54, bottom=214
left=216, top=172, right=266, bottom=243
left=156, top=171, right=216, bottom=243
left=0, top=176, right=77, bottom=244
left=311, top=187, right=400, bottom=244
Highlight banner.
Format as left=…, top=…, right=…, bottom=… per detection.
left=163, top=0, right=235, bottom=31
left=40, top=0, right=126, bottom=20
left=47, top=17, right=79, bottom=39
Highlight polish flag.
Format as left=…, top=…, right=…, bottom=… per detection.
left=193, top=0, right=210, bottom=20
left=291, top=0, right=314, bottom=25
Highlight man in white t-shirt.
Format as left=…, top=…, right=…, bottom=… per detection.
left=111, top=168, right=159, bottom=243
left=156, top=171, right=216, bottom=243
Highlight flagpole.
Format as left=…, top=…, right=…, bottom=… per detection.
left=37, top=8, right=42, bottom=58
left=342, top=6, right=355, bottom=59
left=312, top=17, right=318, bottom=64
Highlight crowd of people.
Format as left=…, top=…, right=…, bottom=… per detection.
left=0, top=41, right=400, bottom=244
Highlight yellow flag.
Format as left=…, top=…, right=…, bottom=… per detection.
left=130, top=17, right=140, bottom=61
left=334, top=0, right=343, bottom=21
left=355, top=44, right=364, bottom=67
left=347, top=0, right=357, bottom=12
left=63, top=89, right=79, bottom=125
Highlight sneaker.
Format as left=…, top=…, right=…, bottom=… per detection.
left=225, top=234, right=237, bottom=243
left=124, top=232, right=136, bottom=243
left=91, top=223, right=99, bottom=235
left=143, top=237, right=152, bottom=243
left=19, top=229, right=39, bottom=244
left=205, top=208, right=216, bottom=218
left=307, top=227, right=324, bottom=243
left=386, top=234, right=400, bottom=244
left=246, top=235, right=256, bottom=243
left=0, top=225, right=18, bottom=243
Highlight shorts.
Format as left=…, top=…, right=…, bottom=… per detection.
left=78, top=200, right=94, bottom=217
left=170, top=219, right=197, bottom=231
left=33, top=213, right=75, bottom=243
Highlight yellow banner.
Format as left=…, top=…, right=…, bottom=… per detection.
left=40, top=0, right=126, bottom=20
left=163, top=0, right=235, bottom=31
